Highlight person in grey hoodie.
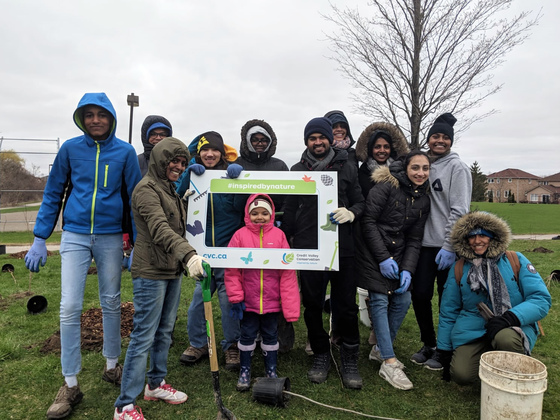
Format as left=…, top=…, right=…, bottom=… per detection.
left=410, top=113, right=472, bottom=369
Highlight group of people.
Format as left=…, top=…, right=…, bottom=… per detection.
left=24, top=92, right=551, bottom=420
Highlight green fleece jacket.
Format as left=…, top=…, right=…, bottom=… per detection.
left=131, top=137, right=197, bottom=279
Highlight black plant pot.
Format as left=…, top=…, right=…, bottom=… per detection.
left=252, top=377, right=290, bottom=407
left=27, top=295, right=48, bottom=314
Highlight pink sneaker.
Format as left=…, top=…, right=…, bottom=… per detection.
left=113, top=405, right=145, bottom=420
left=143, top=380, right=188, bottom=405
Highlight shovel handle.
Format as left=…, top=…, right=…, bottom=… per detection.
left=201, top=262, right=212, bottom=302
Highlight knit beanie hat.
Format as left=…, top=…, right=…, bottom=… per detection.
left=304, top=117, right=334, bottom=145
left=196, top=131, right=226, bottom=156
left=248, top=197, right=273, bottom=215
left=427, top=113, right=457, bottom=144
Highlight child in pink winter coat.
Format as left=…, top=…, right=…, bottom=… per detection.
left=225, top=193, right=300, bottom=392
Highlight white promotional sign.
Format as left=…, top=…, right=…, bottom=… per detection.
left=185, top=170, right=339, bottom=270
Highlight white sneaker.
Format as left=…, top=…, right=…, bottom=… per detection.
left=379, top=361, right=413, bottom=390
left=143, top=380, right=188, bottom=404
left=369, top=345, right=405, bottom=369
left=114, top=405, right=145, bottom=420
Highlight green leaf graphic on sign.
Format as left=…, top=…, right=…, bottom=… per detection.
left=263, top=260, right=269, bottom=264
left=244, top=173, right=251, bottom=178
left=327, top=199, right=333, bottom=204
left=194, top=210, right=199, bottom=215
left=285, top=253, right=294, bottom=263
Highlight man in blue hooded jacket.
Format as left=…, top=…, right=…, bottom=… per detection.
left=25, top=92, right=142, bottom=419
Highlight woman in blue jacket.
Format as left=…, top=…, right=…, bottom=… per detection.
left=436, top=211, right=551, bottom=385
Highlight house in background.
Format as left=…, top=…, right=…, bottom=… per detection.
left=486, top=168, right=540, bottom=203
left=526, top=171, right=560, bottom=204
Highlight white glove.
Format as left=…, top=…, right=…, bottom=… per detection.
left=330, top=207, right=355, bottom=224
left=186, top=255, right=208, bottom=279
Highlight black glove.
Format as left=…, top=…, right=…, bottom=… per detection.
left=438, top=350, right=453, bottom=382
left=486, top=311, right=520, bottom=341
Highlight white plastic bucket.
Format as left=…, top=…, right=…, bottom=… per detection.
left=479, top=351, right=547, bottom=420
left=357, top=288, right=371, bottom=328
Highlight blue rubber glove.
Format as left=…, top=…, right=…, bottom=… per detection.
left=395, top=270, right=412, bottom=294
left=435, top=249, right=456, bottom=271
left=226, top=163, right=243, bottom=179
left=188, top=163, right=206, bottom=176
left=229, top=302, right=246, bottom=320
left=379, top=258, right=399, bottom=280
left=25, top=237, right=47, bottom=272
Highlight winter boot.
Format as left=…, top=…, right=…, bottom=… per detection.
left=263, top=350, right=278, bottom=378
left=340, top=343, right=363, bottom=389
left=236, top=350, right=252, bottom=392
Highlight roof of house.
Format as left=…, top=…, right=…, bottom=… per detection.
left=486, top=168, right=540, bottom=179
left=541, top=171, right=560, bottom=183
left=526, top=184, right=560, bottom=194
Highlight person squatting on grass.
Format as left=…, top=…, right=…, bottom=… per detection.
left=282, top=117, right=365, bottom=389
left=355, top=151, right=431, bottom=390
left=436, top=211, right=551, bottom=385
left=175, top=131, right=245, bottom=371
left=24, top=92, right=142, bottom=419
left=410, top=113, right=473, bottom=369
left=225, top=194, right=300, bottom=392
left=113, top=138, right=208, bottom=420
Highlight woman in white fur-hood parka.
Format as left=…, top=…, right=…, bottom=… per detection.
left=355, top=121, right=409, bottom=198
left=436, top=211, right=551, bottom=385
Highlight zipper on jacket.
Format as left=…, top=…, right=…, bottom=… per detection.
left=104, top=164, right=109, bottom=187
left=259, top=226, right=264, bottom=314
left=91, top=142, right=101, bottom=234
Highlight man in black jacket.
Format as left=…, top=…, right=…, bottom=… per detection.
left=282, top=117, right=365, bottom=389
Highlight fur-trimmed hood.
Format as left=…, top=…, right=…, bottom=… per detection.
left=370, top=165, right=398, bottom=188
left=239, top=119, right=278, bottom=162
left=451, top=211, right=512, bottom=259
left=356, top=122, right=409, bottom=162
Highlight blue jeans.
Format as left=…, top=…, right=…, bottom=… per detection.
left=187, top=268, right=240, bottom=351
left=115, top=276, right=182, bottom=407
left=59, top=231, right=122, bottom=377
left=239, top=312, right=279, bottom=351
left=368, top=291, right=411, bottom=360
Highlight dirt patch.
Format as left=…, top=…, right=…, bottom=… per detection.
left=40, top=302, right=135, bottom=354
left=529, top=247, right=553, bottom=254
left=0, top=290, right=35, bottom=310
left=8, top=250, right=56, bottom=259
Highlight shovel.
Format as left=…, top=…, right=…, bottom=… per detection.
left=201, top=262, right=237, bottom=420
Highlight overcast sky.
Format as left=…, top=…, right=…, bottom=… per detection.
left=1, top=0, right=558, bottom=177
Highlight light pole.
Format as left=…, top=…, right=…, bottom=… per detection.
left=127, top=93, right=139, bottom=144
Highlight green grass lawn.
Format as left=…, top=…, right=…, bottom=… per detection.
left=1, top=239, right=558, bottom=419
left=470, top=202, right=560, bottom=234
left=0, top=205, right=41, bottom=214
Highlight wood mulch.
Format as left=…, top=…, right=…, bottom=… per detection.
left=40, top=302, right=135, bottom=353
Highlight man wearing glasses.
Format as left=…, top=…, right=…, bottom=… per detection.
left=235, top=120, right=294, bottom=353
left=137, top=115, right=173, bottom=177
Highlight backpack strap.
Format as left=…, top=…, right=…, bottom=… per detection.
left=505, top=250, right=520, bottom=282
left=454, top=258, right=465, bottom=285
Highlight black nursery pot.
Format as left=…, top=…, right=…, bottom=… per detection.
left=27, top=295, right=48, bottom=315
left=252, top=377, right=291, bottom=407
left=2, top=263, right=15, bottom=273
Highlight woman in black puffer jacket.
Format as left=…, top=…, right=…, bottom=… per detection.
left=355, top=150, right=431, bottom=390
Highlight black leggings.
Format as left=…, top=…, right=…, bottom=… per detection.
left=411, top=247, right=450, bottom=348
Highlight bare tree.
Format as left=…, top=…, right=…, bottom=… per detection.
left=325, top=0, right=539, bottom=148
